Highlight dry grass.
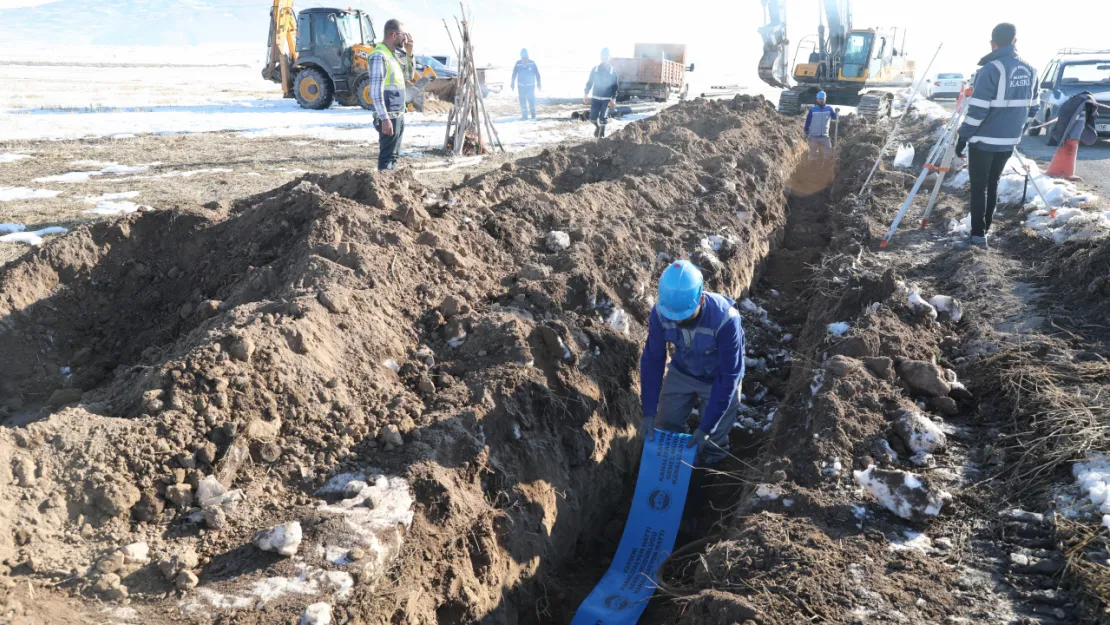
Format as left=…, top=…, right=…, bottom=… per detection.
left=969, top=337, right=1110, bottom=621
left=969, top=338, right=1110, bottom=493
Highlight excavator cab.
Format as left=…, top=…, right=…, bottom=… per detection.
left=289, top=8, right=376, bottom=109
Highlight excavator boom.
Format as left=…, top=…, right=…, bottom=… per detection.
left=757, top=0, right=791, bottom=89
left=262, top=0, right=298, bottom=97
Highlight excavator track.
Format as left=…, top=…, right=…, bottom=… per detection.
left=857, top=93, right=892, bottom=121
left=777, top=91, right=804, bottom=115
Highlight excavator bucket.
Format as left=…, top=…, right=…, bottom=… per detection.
left=757, top=0, right=791, bottom=89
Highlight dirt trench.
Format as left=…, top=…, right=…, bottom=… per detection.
left=0, top=96, right=814, bottom=624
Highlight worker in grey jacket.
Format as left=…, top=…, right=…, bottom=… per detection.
left=584, top=48, right=619, bottom=138
left=954, top=23, right=1036, bottom=249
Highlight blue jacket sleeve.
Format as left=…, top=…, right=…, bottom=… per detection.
left=585, top=67, right=596, bottom=97
left=639, top=309, right=668, bottom=418
left=830, top=106, right=838, bottom=120
left=959, top=64, right=998, bottom=140
left=699, top=311, right=744, bottom=433
left=804, top=108, right=813, bottom=135
left=511, top=61, right=519, bottom=87
left=534, top=63, right=542, bottom=90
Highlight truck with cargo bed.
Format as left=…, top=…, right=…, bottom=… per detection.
left=610, top=43, right=694, bottom=102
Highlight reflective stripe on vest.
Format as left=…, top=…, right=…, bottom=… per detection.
left=371, top=43, right=405, bottom=118
left=658, top=307, right=737, bottom=348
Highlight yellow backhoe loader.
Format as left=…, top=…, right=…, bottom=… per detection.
left=262, top=0, right=434, bottom=110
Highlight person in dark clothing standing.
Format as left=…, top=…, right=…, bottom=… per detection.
left=511, top=48, right=541, bottom=120
left=584, top=48, right=619, bottom=138
left=954, top=23, right=1036, bottom=249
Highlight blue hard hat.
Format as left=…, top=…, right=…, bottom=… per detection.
left=816, top=91, right=827, bottom=100
left=521, top=48, right=529, bottom=58
left=601, top=47, right=610, bottom=57
left=657, top=260, right=704, bottom=321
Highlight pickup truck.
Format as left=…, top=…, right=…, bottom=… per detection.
left=1029, top=50, right=1110, bottom=138
left=610, top=43, right=694, bottom=102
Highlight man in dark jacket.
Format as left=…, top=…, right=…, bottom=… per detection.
left=584, top=48, right=619, bottom=138
left=954, top=23, right=1036, bottom=249
left=511, top=48, right=541, bottom=120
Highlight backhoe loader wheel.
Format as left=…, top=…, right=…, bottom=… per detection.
left=335, top=92, right=358, bottom=107
left=294, top=68, right=334, bottom=110
left=352, top=75, right=375, bottom=111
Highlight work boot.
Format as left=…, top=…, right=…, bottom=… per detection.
left=954, top=235, right=989, bottom=250
left=598, top=124, right=606, bottom=138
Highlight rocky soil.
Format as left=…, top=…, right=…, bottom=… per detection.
left=2, top=97, right=1109, bottom=625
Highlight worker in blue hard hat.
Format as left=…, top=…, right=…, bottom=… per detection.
left=640, top=260, right=746, bottom=464
left=804, top=90, right=838, bottom=162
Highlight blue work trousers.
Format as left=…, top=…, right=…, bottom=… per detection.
left=518, top=84, right=536, bottom=119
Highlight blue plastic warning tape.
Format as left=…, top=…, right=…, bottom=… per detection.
left=570, top=430, right=696, bottom=625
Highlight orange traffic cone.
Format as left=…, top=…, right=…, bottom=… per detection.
left=1045, top=138, right=1082, bottom=182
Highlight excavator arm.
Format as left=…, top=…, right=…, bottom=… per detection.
left=757, top=0, right=791, bottom=89
left=262, top=0, right=298, bottom=97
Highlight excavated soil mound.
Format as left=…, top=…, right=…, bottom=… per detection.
left=0, top=96, right=805, bottom=624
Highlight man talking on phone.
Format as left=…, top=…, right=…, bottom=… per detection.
left=368, top=19, right=414, bottom=170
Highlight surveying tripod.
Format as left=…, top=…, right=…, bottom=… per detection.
left=880, top=88, right=1056, bottom=248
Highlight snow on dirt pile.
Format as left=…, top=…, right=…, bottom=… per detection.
left=0, top=95, right=804, bottom=624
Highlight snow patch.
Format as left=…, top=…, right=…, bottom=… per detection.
left=754, top=484, right=781, bottom=500
left=907, top=289, right=938, bottom=320
left=313, top=472, right=414, bottom=585
left=0, top=226, right=68, bottom=246
left=606, top=308, right=630, bottom=334
left=853, top=465, right=950, bottom=521
left=86, top=200, right=142, bottom=215
left=0, top=223, right=26, bottom=234
left=253, top=521, right=303, bottom=557
left=0, top=153, right=32, bottom=164
left=827, top=322, right=850, bottom=336
left=889, top=531, right=933, bottom=553
left=301, top=603, right=332, bottom=625
left=0, top=187, right=61, bottom=202
left=182, top=563, right=354, bottom=615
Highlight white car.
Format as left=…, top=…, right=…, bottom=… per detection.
left=927, top=73, right=967, bottom=99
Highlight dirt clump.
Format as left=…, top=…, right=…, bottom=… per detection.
left=0, top=96, right=806, bottom=624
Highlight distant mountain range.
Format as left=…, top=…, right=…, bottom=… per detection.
left=0, top=0, right=271, bottom=47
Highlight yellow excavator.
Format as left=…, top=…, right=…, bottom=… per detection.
left=262, top=0, right=434, bottom=110
left=759, top=0, right=915, bottom=120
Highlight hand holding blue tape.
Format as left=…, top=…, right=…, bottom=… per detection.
left=570, top=430, right=696, bottom=625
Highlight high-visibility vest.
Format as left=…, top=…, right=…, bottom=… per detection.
left=370, top=43, right=405, bottom=118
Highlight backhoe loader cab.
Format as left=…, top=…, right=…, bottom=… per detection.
left=263, top=2, right=387, bottom=110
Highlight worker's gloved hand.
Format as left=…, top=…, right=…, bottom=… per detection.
left=403, top=34, right=414, bottom=58
left=608, top=99, right=616, bottom=110
left=685, top=428, right=711, bottom=458
left=642, top=416, right=656, bottom=441
left=955, top=137, right=967, bottom=158
left=583, top=97, right=590, bottom=105
left=510, top=84, right=515, bottom=92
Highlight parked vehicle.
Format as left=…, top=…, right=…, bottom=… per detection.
left=610, top=43, right=694, bottom=102
left=927, top=73, right=966, bottom=99
left=1029, top=48, right=1110, bottom=137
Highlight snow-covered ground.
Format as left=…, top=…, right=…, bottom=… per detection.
left=1, top=60, right=655, bottom=149
left=945, top=151, right=1107, bottom=244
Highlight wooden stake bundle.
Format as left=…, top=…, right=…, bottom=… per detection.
left=442, top=5, right=503, bottom=156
